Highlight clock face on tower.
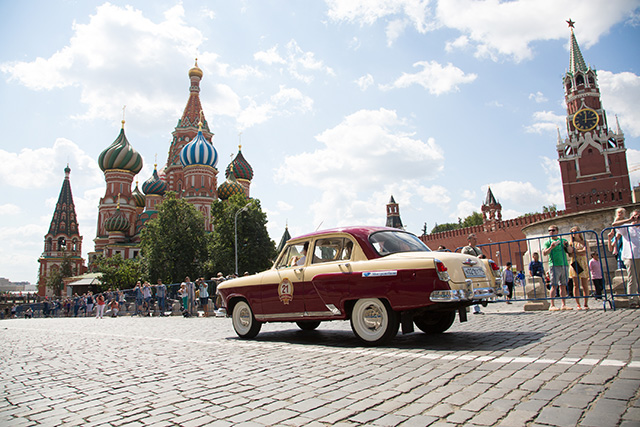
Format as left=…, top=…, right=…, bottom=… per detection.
left=572, top=108, right=599, bottom=132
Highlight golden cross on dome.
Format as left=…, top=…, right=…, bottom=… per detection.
left=116, top=192, right=121, bottom=209
left=238, top=131, right=242, bottom=150
left=566, top=19, right=575, bottom=28
left=121, top=105, right=126, bottom=128
left=198, top=110, right=204, bottom=130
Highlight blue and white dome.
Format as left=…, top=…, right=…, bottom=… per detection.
left=179, top=130, right=218, bottom=168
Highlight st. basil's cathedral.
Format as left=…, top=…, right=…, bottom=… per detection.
left=38, top=61, right=254, bottom=296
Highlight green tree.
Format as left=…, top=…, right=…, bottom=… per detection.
left=461, top=211, right=483, bottom=228
left=95, top=253, right=145, bottom=291
left=45, top=251, right=74, bottom=296
left=430, top=211, right=483, bottom=234
left=140, top=191, right=208, bottom=283
left=207, top=193, right=277, bottom=276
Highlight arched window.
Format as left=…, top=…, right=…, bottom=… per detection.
left=576, top=75, right=584, bottom=86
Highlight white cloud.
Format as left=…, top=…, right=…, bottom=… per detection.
left=355, top=73, right=374, bottom=91
left=627, top=148, right=640, bottom=188
left=254, top=40, right=335, bottom=84
left=450, top=200, right=477, bottom=222
left=237, top=86, right=313, bottom=130
left=381, top=61, right=477, bottom=95
left=541, top=156, right=565, bottom=208
left=445, top=35, right=470, bottom=52
left=437, top=0, right=640, bottom=62
left=254, top=45, right=286, bottom=65
left=326, top=0, right=638, bottom=61
left=525, top=111, right=565, bottom=134
left=326, top=0, right=436, bottom=44
left=0, top=138, right=102, bottom=189
left=0, top=3, right=242, bottom=126
left=277, top=201, right=294, bottom=211
left=598, top=70, right=640, bottom=137
left=275, top=108, right=445, bottom=228
left=0, top=204, right=21, bottom=215
left=529, top=91, right=548, bottom=103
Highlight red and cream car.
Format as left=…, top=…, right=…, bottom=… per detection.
left=217, top=226, right=502, bottom=345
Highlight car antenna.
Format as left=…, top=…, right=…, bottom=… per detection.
left=315, top=221, right=324, bottom=231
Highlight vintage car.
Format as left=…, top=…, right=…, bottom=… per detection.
left=217, top=226, right=502, bottom=345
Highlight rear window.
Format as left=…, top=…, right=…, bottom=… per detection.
left=369, top=231, right=431, bottom=256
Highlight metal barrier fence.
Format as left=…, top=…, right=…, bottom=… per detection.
left=1, top=281, right=225, bottom=319
left=4, top=228, right=639, bottom=318
left=456, top=226, right=639, bottom=311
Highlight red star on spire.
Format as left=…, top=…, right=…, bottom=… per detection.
left=566, top=19, right=575, bottom=28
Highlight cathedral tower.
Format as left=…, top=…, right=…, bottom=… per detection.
left=165, top=60, right=214, bottom=194
left=557, top=20, right=631, bottom=213
left=38, top=166, right=86, bottom=296
left=481, top=187, right=502, bottom=232
left=180, top=122, right=219, bottom=231
left=385, top=195, right=404, bottom=229
left=95, top=120, right=143, bottom=259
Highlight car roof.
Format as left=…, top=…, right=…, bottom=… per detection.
left=290, top=225, right=403, bottom=241
left=287, top=226, right=415, bottom=260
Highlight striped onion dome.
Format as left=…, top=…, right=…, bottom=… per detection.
left=104, top=206, right=130, bottom=232
left=142, top=165, right=167, bottom=196
left=225, top=146, right=253, bottom=181
left=217, top=168, right=245, bottom=200
left=132, top=182, right=146, bottom=208
left=179, top=130, right=218, bottom=168
left=98, top=124, right=143, bottom=173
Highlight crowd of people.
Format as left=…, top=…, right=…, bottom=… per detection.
left=458, top=207, right=640, bottom=311
left=2, top=273, right=240, bottom=319
left=526, top=208, right=638, bottom=310
left=4, top=208, right=639, bottom=318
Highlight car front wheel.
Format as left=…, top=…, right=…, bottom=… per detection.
left=232, top=300, right=262, bottom=339
left=414, top=311, right=456, bottom=334
left=350, top=298, right=399, bottom=345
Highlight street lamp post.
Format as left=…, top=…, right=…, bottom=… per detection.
left=234, top=202, right=252, bottom=276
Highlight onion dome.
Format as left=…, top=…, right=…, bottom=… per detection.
left=217, top=168, right=245, bottom=200
left=142, top=165, right=167, bottom=196
left=189, top=66, right=203, bottom=79
left=132, top=182, right=146, bottom=207
left=180, top=128, right=218, bottom=168
left=104, top=205, right=130, bottom=233
left=189, top=59, right=203, bottom=79
left=98, top=122, right=143, bottom=173
left=225, top=145, right=253, bottom=181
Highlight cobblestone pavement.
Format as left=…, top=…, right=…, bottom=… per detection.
left=1, top=302, right=639, bottom=427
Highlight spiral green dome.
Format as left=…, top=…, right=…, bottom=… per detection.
left=104, top=207, right=130, bottom=232
left=98, top=126, right=143, bottom=173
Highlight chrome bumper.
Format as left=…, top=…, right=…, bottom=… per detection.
left=430, top=287, right=497, bottom=302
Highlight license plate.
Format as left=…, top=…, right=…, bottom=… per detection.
left=463, top=266, right=486, bottom=278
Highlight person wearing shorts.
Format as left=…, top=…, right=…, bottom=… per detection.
left=543, top=225, right=573, bottom=311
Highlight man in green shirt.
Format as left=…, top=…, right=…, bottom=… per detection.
left=542, top=225, right=573, bottom=310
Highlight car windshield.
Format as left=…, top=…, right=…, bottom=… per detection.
left=369, top=231, right=431, bottom=256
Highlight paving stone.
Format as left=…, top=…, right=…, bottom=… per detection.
left=1, top=310, right=639, bottom=427
left=534, top=406, right=583, bottom=426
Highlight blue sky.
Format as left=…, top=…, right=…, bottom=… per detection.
left=1, top=0, right=639, bottom=283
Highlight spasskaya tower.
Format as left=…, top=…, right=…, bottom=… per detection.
left=557, top=20, right=632, bottom=213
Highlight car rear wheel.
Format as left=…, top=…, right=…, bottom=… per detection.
left=232, top=300, right=262, bottom=339
left=414, top=311, right=456, bottom=334
left=350, top=298, right=399, bottom=345
left=296, top=320, right=321, bottom=331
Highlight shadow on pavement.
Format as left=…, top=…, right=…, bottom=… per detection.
left=225, top=328, right=545, bottom=352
